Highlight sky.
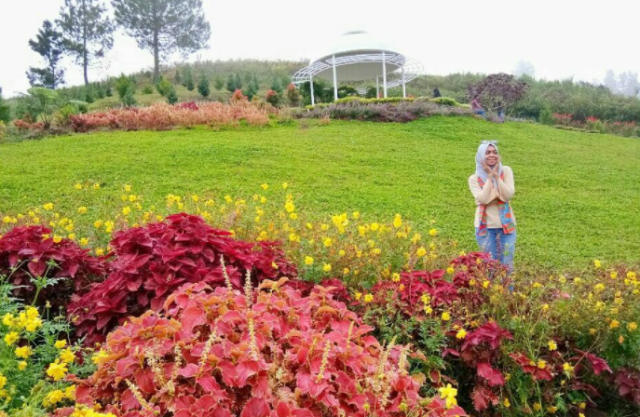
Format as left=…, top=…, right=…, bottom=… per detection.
left=1, top=0, right=639, bottom=97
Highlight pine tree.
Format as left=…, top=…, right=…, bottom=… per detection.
left=57, top=0, right=114, bottom=86
left=26, top=20, right=66, bottom=89
left=214, top=75, right=224, bottom=91
left=270, top=77, right=283, bottom=94
left=226, top=74, right=236, bottom=93
left=185, top=68, right=195, bottom=91
left=234, top=73, right=243, bottom=90
left=112, top=0, right=211, bottom=82
left=197, top=76, right=210, bottom=98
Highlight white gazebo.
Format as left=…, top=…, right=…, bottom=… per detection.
left=292, top=31, right=423, bottom=105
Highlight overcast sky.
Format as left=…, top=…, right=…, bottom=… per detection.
left=1, top=0, right=639, bottom=97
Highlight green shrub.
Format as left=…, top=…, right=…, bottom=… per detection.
left=539, top=105, right=554, bottom=125
left=115, top=74, right=134, bottom=99
left=197, top=77, right=210, bottom=98
left=122, top=88, right=137, bottom=107
left=166, top=87, right=178, bottom=105
left=156, top=77, right=173, bottom=97
left=431, top=97, right=460, bottom=106
left=55, top=103, right=81, bottom=126
left=142, top=85, right=154, bottom=95
left=214, top=75, right=224, bottom=91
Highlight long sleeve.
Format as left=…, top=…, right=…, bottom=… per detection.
left=496, top=166, right=515, bottom=202
left=468, top=175, right=497, bottom=205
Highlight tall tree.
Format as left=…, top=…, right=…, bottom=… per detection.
left=57, top=0, right=115, bottom=86
left=26, top=20, right=66, bottom=89
left=111, top=0, right=211, bottom=82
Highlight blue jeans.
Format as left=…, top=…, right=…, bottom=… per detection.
left=475, top=228, right=517, bottom=270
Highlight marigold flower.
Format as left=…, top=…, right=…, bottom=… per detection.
left=548, top=340, right=557, bottom=351
left=441, top=312, right=451, bottom=321
left=446, top=266, right=455, bottom=274
left=74, top=183, right=83, bottom=190
left=4, top=332, right=19, bottom=346
left=610, top=319, right=620, bottom=329
left=393, top=214, right=402, bottom=228
left=610, top=271, right=618, bottom=279
left=593, top=259, right=602, bottom=269
left=93, top=183, right=100, bottom=189
left=503, top=398, right=511, bottom=408
left=354, top=292, right=362, bottom=301
left=456, top=329, right=467, bottom=339
left=323, top=263, right=332, bottom=272
left=59, top=348, right=75, bottom=364
left=77, top=206, right=88, bottom=214
left=18, top=361, right=27, bottom=371
left=304, top=256, right=314, bottom=266
left=285, top=201, right=295, bottom=213
left=43, top=389, right=65, bottom=407
left=323, top=238, right=333, bottom=247
left=261, top=183, right=269, bottom=190
left=429, top=228, right=438, bottom=237
left=537, top=360, right=546, bottom=369
left=364, top=294, right=374, bottom=303
left=392, top=273, right=400, bottom=282
left=47, top=360, right=68, bottom=381
left=628, top=322, right=637, bottom=331
left=43, top=203, right=54, bottom=211
left=15, top=345, right=33, bottom=359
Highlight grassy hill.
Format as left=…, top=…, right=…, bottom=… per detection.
left=1, top=116, right=638, bottom=270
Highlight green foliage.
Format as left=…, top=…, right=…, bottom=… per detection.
left=270, top=77, right=283, bottom=94
left=337, top=85, right=358, bottom=98
left=114, top=74, right=134, bottom=99
left=156, top=77, right=173, bottom=97
left=0, top=87, right=11, bottom=123
left=286, top=84, right=301, bottom=107
left=197, top=77, right=210, bottom=98
left=214, top=75, right=224, bottom=91
left=25, top=87, right=60, bottom=128
left=234, top=73, right=243, bottom=90
left=166, top=87, right=178, bottom=104
left=122, top=88, right=136, bottom=107
left=111, top=0, right=211, bottom=81
left=26, top=20, right=66, bottom=89
left=184, top=66, right=195, bottom=91
left=142, top=85, right=154, bottom=95
left=174, top=68, right=181, bottom=84
left=56, top=0, right=115, bottom=86
left=226, top=74, right=236, bottom=93
left=431, top=97, right=460, bottom=106
left=245, top=75, right=259, bottom=100
left=539, top=105, right=554, bottom=125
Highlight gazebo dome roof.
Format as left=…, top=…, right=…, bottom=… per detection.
left=313, top=31, right=397, bottom=64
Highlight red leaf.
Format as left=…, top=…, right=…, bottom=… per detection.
left=240, top=397, right=270, bottom=417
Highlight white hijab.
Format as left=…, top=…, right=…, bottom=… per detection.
left=475, top=141, right=503, bottom=187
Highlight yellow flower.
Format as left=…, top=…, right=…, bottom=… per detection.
left=74, top=183, right=83, bottom=190
left=503, top=398, right=511, bottom=408
left=627, top=271, right=637, bottom=280
left=579, top=402, right=586, bottom=409
left=95, top=248, right=105, bottom=256
left=416, top=247, right=427, bottom=257
left=547, top=406, right=558, bottom=413
left=610, top=271, right=618, bottom=279
left=482, top=280, right=490, bottom=289
left=92, top=349, right=109, bottom=365
left=53, top=235, right=63, bottom=243
left=610, top=320, right=620, bottom=329
left=77, top=206, right=88, bottom=214
left=289, top=213, right=298, bottom=220
left=628, top=322, right=637, bottom=331
left=261, top=183, right=269, bottom=190
left=441, top=311, right=451, bottom=321
left=304, top=256, right=314, bottom=266
left=68, top=233, right=76, bottom=241
left=15, top=345, right=33, bottom=359
left=392, top=273, right=400, bottom=282
left=563, top=362, right=574, bottom=373
left=370, top=223, right=379, bottom=231
left=46, top=360, right=68, bottom=381
left=446, top=266, right=455, bottom=274
left=364, top=294, right=374, bottom=303
left=323, top=263, right=332, bottom=272
left=93, top=183, right=100, bottom=189
left=533, top=403, right=542, bottom=411
left=65, top=384, right=76, bottom=400
left=352, top=211, right=360, bottom=219
left=43, top=203, right=54, bottom=211
left=338, top=249, right=346, bottom=257
left=594, top=259, right=602, bottom=269
left=579, top=414, right=586, bottom=417
left=542, top=303, right=550, bottom=312
left=537, top=360, right=546, bottom=369
left=18, top=361, right=27, bottom=371
left=54, top=340, right=67, bottom=349
left=4, top=332, right=19, bottom=346
left=323, top=238, right=333, bottom=247
left=456, top=329, right=467, bottom=339
left=429, top=228, right=438, bottom=237
left=548, top=340, right=557, bottom=351
left=59, top=348, right=75, bottom=364
left=2, top=313, right=15, bottom=327
left=354, top=292, right=362, bottom=301
left=122, top=206, right=131, bottom=216
left=594, top=283, right=605, bottom=292
left=43, top=389, right=65, bottom=407
left=285, top=201, right=295, bottom=213
left=80, top=238, right=89, bottom=246
left=438, top=384, right=458, bottom=409
left=393, top=214, right=402, bottom=228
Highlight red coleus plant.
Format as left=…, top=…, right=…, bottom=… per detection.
left=68, top=214, right=297, bottom=344
left=0, top=225, right=107, bottom=310
left=73, top=280, right=467, bottom=417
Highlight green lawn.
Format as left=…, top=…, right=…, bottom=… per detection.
left=1, top=117, right=639, bottom=269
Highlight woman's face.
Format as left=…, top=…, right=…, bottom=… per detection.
left=485, top=145, right=498, bottom=166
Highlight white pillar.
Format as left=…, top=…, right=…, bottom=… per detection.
left=332, top=55, right=338, bottom=101
left=402, top=68, right=406, bottom=98
left=376, top=77, right=380, bottom=98
left=382, top=51, right=388, bottom=98
left=310, top=77, right=315, bottom=106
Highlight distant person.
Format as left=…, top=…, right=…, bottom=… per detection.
left=468, top=141, right=516, bottom=271
left=495, top=101, right=505, bottom=123
left=471, top=94, right=485, bottom=117
left=433, top=87, right=441, bottom=98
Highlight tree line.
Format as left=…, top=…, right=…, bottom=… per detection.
left=26, top=0, right=210, bottom=89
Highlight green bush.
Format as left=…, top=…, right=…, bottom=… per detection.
left=156, top=77, right=173, bottom=97
left=142, top=85, right=154, bottom=95
left=539, top=105, right=554, bottom=125
left=166, top=87, right=178, bottom=105
left=197, top=77, right=210, bottom=98
left=122, top=88, right=137, bottom=107
left=115, top=74, right=134, bottom=99
left=431, top=97, right=460, bottom=106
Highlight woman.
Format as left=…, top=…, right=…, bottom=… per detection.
left=470, top=94, right=485, bottom=117
left=468, top=141, right=516, bottom=270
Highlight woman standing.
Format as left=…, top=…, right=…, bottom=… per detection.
left=468, top=141, right=516, bottom=270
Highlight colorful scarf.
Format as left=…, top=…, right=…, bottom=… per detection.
left=477, top=172, right=516, bottom=237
